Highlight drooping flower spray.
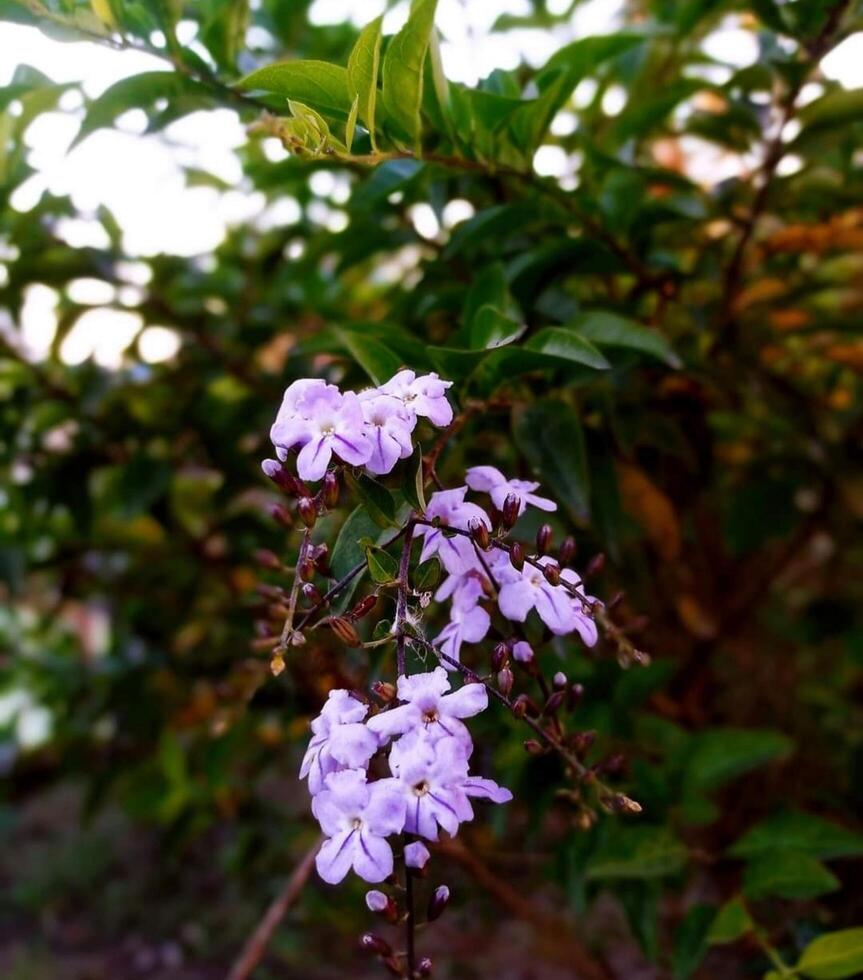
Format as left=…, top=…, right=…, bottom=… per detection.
left=258, top=369, right=645, bottom=978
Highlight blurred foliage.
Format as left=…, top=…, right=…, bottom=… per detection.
left=1, top=0, right=863, bottom=977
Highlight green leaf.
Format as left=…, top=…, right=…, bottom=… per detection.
left=415, top=557, right=441, bottom=591
left=470, top=305, right=525, bottom=350
left=672, top=904, right=716, bottom=980
left=572, top=311, right=681, bottom=367
left=682, top=729, right=793, bottom=796
left=401, top=444, right=426, bottom=514
left=797, top=88, right=863, bottom=136
left=743, top=852, right=839, bottom=901
left=336, top=327, right=402, bottom=385
left=346, top=472, right=398, bottom=527
left=350, top=158, right=424, bottom=209
left=513, top=400, right=590, bottom=521
left=525, top=326, right=611, bottom=370
left=381, top=0, right=438, bottom=149
left=365, top=545, right=399, bottom=583
left=707, top=897, right=753, bottom=946
left=729, top=810, right=863, bottom=862
left=331, top=505, right=382, bottom=581
left=798, top=929, right=863, bottom=979
left=347, top=15, right=382, bottom=148
left=585, top=825, right=688, bottom=880
left=345, top=94, right=359, bottom=152
left=238, top=61, right=352, bottom=116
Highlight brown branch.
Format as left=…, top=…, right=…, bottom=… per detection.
left=226, top=838, right=321, bottom=980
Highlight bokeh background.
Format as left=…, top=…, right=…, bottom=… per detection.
left=2, top=1, right=863, bottom=977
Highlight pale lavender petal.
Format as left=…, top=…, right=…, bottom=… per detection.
left=365, top=889, right=389, bottom=912
left=405, top=841, right=430, bottom=869
left=462, top=777, right=513, bottom=804
left=365, top=779, right=408, bottom=836
left=332, top=430, right=372, bottom=467
left=328, top=723, right=379, bottom=768
left=397, top=667, right=450, bottom=702
left=310, top=791, right=346, bottom=837
left=572, top=611, right=599, bottom=647
left=460, top=605, right=490, bottom=643
left=296, top=435, right=332, bottom=481
left=535, top=584, right=576, bottom=635
left=366, top=703, right=418, bottom=740
left=497, top=580, right=536, bottom=622
left=512, top=640, right=534, bottom=663
left=353, top=831, right=394, bottom=883
left=464, top=465, right=505, bottom=493
left=525, top=491, right=557, bottom=512
left=440, top=682, right=488, bottom=720
left=316, top=829, right=356, bottom=884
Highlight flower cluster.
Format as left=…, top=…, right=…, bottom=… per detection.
left=301, top=669, right=512, bottom=885
left=264, top=370, right=453, bottom=482
left=417, top=467, right=599, bottom=666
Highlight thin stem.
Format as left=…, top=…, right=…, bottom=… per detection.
left=395, top=522, right=416, bottom=676
left=277, top=529, right=312, bottom=650
left=403, top=842, right=417, bottom=978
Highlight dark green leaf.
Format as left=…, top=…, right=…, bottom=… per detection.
left=524, top=326, right=611, bottom=370
left=347, top=15, right=383, bottom=147
left=336, top=328, right=402, bottom=385
left=365, top=545, right=399, bottom=583
left=743, top=852, right=839, bottom=901
left=729, top=810, right=863, bottom=862
left=381, top=0, right=438, bottom=148
left=401, top=444, right=426, bottom=514
left=586, top=825, right=688, bottom=880
left=345, top=472, right=398, bottom=527
left=707, top=897, right=753, bottom=946
left=572, top=311, right=681, bottom=367
left=238, top=60, right=352, bottom=115
left=513, top=400, right=590, bottom=521
left=672, top=904, right=715, bottom=980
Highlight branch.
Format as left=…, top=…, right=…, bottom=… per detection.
left=227, top=837, right=321, bottom=980
left=395, top=522, right=416, bottom=676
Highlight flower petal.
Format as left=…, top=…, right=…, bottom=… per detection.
left=316, top=829, right=357, bottom=884
left=352, top=830, right=394, bottom=883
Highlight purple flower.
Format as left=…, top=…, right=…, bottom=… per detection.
left=300, top=690, right=379, bottom=795
left=378, top=370, right=453, bottom=427
left=389, top=734, right=512, bottom=841
left=366, top=667, right=488, bottom=745
left=313, top=769, right=407, bottom=884
left=433, top=575, right=490, bottom=667
left=497, top=556, right=579, bottom=636
left=404, top=841, right=430, bottom=869
left=270, top=383, right=372, bottom=481
left=512, top=640, right=534, bottom=663
left=465, top=466, right=556, bottom=517
left=415, top=488, right=491, bottom=572
left=359, top=391, right=416, bottom=475
left=365, top=889, right=389, bottom=912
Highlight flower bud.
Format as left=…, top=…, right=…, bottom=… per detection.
left=509, top=542, right=524, bottom=570
left=254, top=549, right=281, bottom=570
left=427, top=885, right=450, bottom=922
left=312, top=543, right=331, bottom=576
left=269, top=653, right=285, bottom=676
left=536, top=523, right=552, bottom=555
left=488, top=505, right=503, bottom=531
left=511, top=640, right=533, bottom=663
left=542, top=561, right=561, bottom=586
left=491, top=642, right=509, bottom=672
left=512, top=693, right=529, bottom=719
left=322, top=471, right=339, bottom=508
left=298, top=559, right=315, bottom=582
left=613, top=794, right=642, bottom=814
left=297, top=496, right=317, bottom=528
left=496, top=667, right=514, bottom=697
left=261, top=459, right=294, bottom=491
left=524, top=739, right=545, bottom=755
left=544, top=690, right=566, bottom=715
left=573, top=730, right=595, bottom=755
left=372, top=681, right=397, bottom=703
left=350, top=594, right=378, bottom=621
left=553, top=671, right=567, bottom=689
left=568, top=683, right=584, bottom=710
left=329, top=616, right=361, bottom=647
left=418, top=957, right=433, bottom=977
left=365, top=890, right=398, bottom=922
left=405, top=841, right=430, bottom=870
left=585, top=552, right=605, bottom=578
left=360, top=933, right=392, bottom=956
left=468, top=517, right=490, bottom=550
left=501, top=493, right=520, bottom=529
left=301, top=582, right=323, bottom=605
left=559, top=535, right=576, bottom=564
left=269, top=503, right=293, bottom=527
